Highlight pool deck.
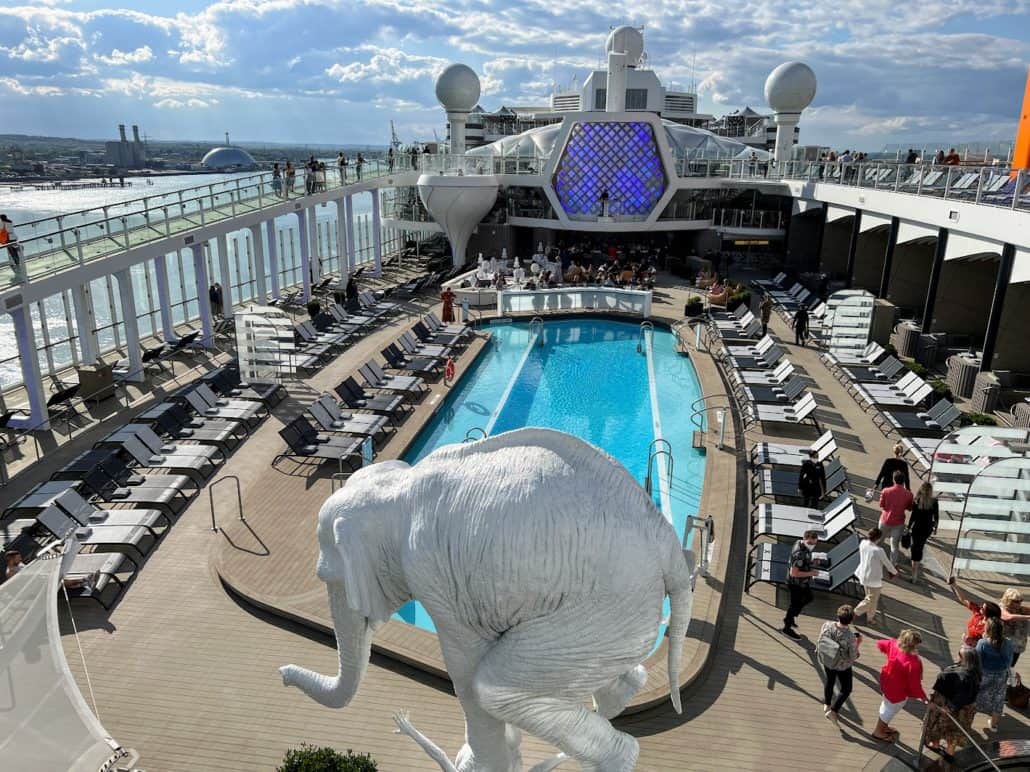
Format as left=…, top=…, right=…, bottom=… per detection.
left=43, top=272, right=1030, bottom=771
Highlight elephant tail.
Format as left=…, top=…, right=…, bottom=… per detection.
left=663, top=543, right=696, bottom=715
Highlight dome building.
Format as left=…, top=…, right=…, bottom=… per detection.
left=201, top=146, right=258, bottom=171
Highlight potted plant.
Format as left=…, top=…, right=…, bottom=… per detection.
left=278, top=744, right=378, bottom=772
left=684, top=298, right=704, bottom=317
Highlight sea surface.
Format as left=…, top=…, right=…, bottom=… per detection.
left=0, top=172, right=379, bottom=390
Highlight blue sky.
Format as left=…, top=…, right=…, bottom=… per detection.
left=1, top=0, right=1028, bottom=150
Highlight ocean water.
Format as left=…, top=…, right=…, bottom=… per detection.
left=0, top=172, right=378, bottom=389
left=398, top=319, right=706, bottom=636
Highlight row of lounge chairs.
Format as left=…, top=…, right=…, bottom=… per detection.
left=0, top=361, right=278, bottom=608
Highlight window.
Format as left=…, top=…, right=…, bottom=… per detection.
left=625, top=89, right=648, bottom=110
left=595, top=89, right=607, bottom=110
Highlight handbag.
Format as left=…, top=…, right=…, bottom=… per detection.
left=817, top=631, right=843, bottom=668
left=1008, top=672, right=1030, bottom=710
left=901, top=529, right=912, bottom=550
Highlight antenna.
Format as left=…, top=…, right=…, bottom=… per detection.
left=225, top=131, right=230, bottom=146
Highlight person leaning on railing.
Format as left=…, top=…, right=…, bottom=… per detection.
left=0, top=214, right=24, bottom=282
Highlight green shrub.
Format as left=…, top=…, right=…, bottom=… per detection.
left=930, top=378, right=953, bottom=402
left=278, top=745, right=378, bottom=772
left=960, top=412, right=997, bottom=426
left=726, top=290, right=752, bottom=313
left=906, top=362, right=928, bottom=378
left=684, top=299, right=704, bottom=317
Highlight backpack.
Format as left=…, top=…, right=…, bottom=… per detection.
left=817, top=627, right=843, bottom=668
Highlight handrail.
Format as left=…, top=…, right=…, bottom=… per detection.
left=529, top=317, right=544, bottom=345
left=637, top=321, right=654, bottom=353
left=464, top=427, right=486, bottom=442
left=644, top=439, right=673, bottom=497
left=208, top=475, right=244, bottom=533
left=690, top=403, right=731, bottom=432
left=916, top=700, right=1001, bottom=771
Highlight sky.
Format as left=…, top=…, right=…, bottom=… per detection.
left=1, top=0, right=1029, bottom=151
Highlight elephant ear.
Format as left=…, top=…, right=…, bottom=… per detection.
left=333, top=517, right=394, bottom=623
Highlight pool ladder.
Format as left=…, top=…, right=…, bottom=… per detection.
left=529, top=316, right=544, bottom=345
left=464, top=427, right=487, bottom=443
left=644, top=438, right=673, bottom=498
left=637, top=321, right=654, bottom=353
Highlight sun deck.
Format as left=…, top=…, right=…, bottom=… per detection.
left=0, top=270, right=1006, bottom=771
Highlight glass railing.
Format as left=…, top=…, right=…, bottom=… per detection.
left=712, top=208, right=784, bottom=230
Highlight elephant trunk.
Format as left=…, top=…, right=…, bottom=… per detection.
left=665, top=548, right=696, bottom=715
left=280, top=583, right=374, bottom=709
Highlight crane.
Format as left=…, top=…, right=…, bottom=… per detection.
left=390, top=121, right=402, bottom=153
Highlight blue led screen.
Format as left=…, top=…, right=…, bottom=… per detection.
left=552, top=121, right=666, bottom=219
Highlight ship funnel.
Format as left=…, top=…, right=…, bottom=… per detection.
left=118, top=124, right=127, bottom=142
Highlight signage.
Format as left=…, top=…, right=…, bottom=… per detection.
left=732, top=240, right=771, bottom=246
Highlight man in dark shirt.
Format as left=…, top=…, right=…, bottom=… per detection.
left=792, top=306, right=809, bottom=346
left=797, top=450, right=826, bottom=509
left=784, top=528, right=822, bottom=639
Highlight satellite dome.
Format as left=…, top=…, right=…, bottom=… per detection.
left=764, top=61, right=817, bottom=113
left=435, top=64, right=481, bottom=112
left=606, top=26, right=645, bottom=65
left=201, top=146, right=258, bottom=170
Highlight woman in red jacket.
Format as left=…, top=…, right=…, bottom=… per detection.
left=874, top=629, right=928, bottom=742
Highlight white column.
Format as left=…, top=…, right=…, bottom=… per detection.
left=9, top=304, right=48, bottom=428
left=371, top=191, right=383, bottom=276
left=344, top=195, right=357, bottom=270
left=772, top=112, right=800, bottom=164
left=335, top=198, right=350, bottom=284
left=265, top=220, right=281, bottom=299
left=191, top=243, right=214, bottom=347
left=70, top=282, right=99, bottom=363
left=296, top=210, right=312, bottom=302
left=216, top=232, right=235, bottom=317
left=115, top=268, right=143, bottom=382
left=605, top=51, right=627, bottom=112
left=153, top=254, right=176, bottom=341
left=249, top=224, right=267, bottom=304
left=307, top=206, right=322, bottom=283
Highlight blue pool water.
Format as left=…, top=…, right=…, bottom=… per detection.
left=397, top=318, right=706, bottom=633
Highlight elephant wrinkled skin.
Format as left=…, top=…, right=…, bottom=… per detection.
left=281, top=427, right=695, bottom=771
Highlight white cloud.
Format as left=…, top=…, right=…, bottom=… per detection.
left=154, top=97, right=217, bottom=108
left=325, top=45, right=448, bottom=84
left=95, top=45, right=154, bottom=65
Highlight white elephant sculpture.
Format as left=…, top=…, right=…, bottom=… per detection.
left=280, top=427, right=695, bottom=771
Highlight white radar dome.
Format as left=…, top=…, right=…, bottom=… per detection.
left=606, top=26, right=645, bottom=65
left=764, top=61, right=817, bottom=113
left=435, top=64, right=481, bottom=112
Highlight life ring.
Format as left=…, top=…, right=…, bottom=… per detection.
left=445, top=358, right=456, bottom=381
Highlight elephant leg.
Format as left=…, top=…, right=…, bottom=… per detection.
left=470, top=614, right=642, bottom=771
left=434, top=628, right=519, bottom=772
left=593, top=665, right=648, bottom=720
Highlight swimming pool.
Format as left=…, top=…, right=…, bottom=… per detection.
left=397, top=318, right=706, bottom=633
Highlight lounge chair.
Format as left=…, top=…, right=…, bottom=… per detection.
left=752, top=457, right=847, bottom=500
left=110, top=422, right=226, bottom=464
left=722, top=335, right=778, bottom=359
left=201, top=365, right=286, bottom=408
left=0, top=408, right=29, bottom=452
left=854, top=380, right=933, bottom=412
left=110, top=434, right=215, bottom=485
left=837, top=355, right=905, bottom=384
left=722, top=343, right=786, bottom=371
left=413, top=320, right=464, bottom=348
left=327, top=303, right=376, bottom=330
left=399, top=331, right=451, bottom=359
left=360, top=361, right=427, bottom=395
left=872, top=399, right=962, bottom=437
left=274, top=417, right=363, bottom=471
left=742, top=392, right=818, bottom=427
left=52, top=488, right=171, bottom=533
left=750, top=494, right=855, bottom=541
left=381, top=343, right=441, bottom=377
left=307, top=396, right=390, bottom=441
left=735, top=359, right=796, bottom=386
left=737, top=375, right=807, bottom=405
left=335, top=378, right=409, bottom=424
left=746, top=533, right=862, bottom=593
left=751, top=430, right=837, bottom=468
left=295, top=320, right=349, bottom=350
left=137, top=402, right=245, bottom=454
left=821, top=342, right=886, bottom=372
left=193, top=383, right=269, bottom=423
left=847, top=370, right=923, bottom=398
left=35, top=505, right=156, bottom=566
left=85, top=461, right=192, bottom=517
left=359, top=290, right=401, bottom=316
left=425, top=311, right=471, bottom=338
left=752, top=272, right=788, bottom=292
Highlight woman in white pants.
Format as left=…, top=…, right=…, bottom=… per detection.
left=854, top=527, right=897, bottom=626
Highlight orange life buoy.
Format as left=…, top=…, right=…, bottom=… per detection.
left=445, top=358, right=456, bottom=381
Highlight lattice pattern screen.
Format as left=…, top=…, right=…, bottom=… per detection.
left=552, top=121, right=666, bottom=219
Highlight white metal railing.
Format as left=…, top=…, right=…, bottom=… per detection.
left=496, top=287, right=652, bottom=318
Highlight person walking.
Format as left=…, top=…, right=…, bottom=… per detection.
left=285, top=161, right=296, bottom=195
left=271, top=163, right=283, bottom=197
left=855, top=527, right=897, bottom=626
left=338, top=151, right=348, bottom=184
left=209, top=283, right=223, bottom=317
left=907, top=482, right=938, bottom=583
left=976, top=617, right=1014, bottom=732
left=999, top=588, right=1030, bottom=670
left=782, top=528, right=822, bottom=640
left=0, top=214, right=23, bottom=283
left=818, top=604, right=862, bottom=725
left=440, top=286, right=456, bottom=323
left=923, top=649, right=981, bottom=756
left=387, top=147, right=395, bottom=172
left=760, top=294, right=774, bottom=337
left=874, top=442, right=911, bottom=490
left=879, top=470, right=913, bottom=563
left=873, top=629, right=928, bottom=743
left=797, top=450, right=826, bottom=509
left=791, top=305, right=809, bottom=346
left=356, top=153, right=365, bottom=180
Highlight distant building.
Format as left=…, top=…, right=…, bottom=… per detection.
left=201, top=146, right=258, bottom=170
left=104, top=124, right=146, bottom=169
left=706, top=107, right=797, bottom=152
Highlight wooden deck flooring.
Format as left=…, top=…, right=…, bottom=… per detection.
left=52, top=275, right=1030, bottom=771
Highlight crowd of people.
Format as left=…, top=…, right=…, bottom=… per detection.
left=785, top=441, right=1029, bottom=750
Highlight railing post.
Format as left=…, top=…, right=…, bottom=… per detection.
left=57, top=215, right=66, bottom=249
left=121, top=217, right=130, bottom=249
left=943, top=167, right=953, bottom=199
left=1014, top=170, right=1024, bottom=210
left=199, top=197, right=206, bottom=226
left=975, top=168, right=985, bottom=205
left=74, top=228, right=83, bottom=264
left=163, top=206, right=171, bottom=236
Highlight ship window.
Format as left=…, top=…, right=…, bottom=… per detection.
left=625, top=89, right=647, bottom=109
left=595, top=89, right=607, bottom=110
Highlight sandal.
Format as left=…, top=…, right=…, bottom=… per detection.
left=872, top=730, right=898, bottom=743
